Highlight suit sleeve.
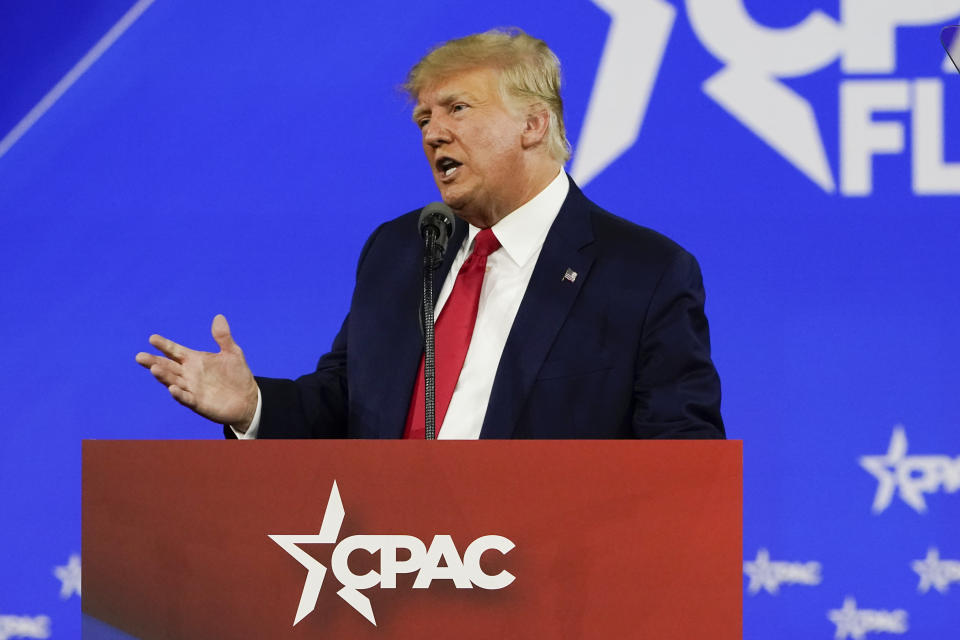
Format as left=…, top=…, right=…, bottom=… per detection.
left=223, top=223, right=386, bottom=439
left=632, top=249, right=725, bottom=439
left=250, top=323, right=350, bottom=439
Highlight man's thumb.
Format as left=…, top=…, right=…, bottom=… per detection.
left=211, top=314, right=238, bottom=351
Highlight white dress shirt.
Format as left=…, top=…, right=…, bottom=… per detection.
left=236, top=169, right=568, bottom=439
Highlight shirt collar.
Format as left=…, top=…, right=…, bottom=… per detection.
left=463, top=169, right=569, bottom=268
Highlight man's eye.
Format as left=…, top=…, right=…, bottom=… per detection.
left=452, top=104, right=467, bottom=113
left=418, top=118, right=430, bottom=129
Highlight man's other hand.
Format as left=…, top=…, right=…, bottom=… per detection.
left=135, top=314, right=259, bottom=432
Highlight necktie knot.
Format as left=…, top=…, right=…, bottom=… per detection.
left=472, top=228, right=501, bottom=259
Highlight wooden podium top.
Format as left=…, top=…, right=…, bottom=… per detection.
left=83, top=440, right=741, bottom=639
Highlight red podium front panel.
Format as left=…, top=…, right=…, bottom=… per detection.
left=83, top=440, right=741, bottom=639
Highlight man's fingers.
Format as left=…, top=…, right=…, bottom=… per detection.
left=210, top=314, right=239, bottom=353
left=135, top=352, right=179, bottom=370
left=136, top=352, right=178, bottom=373
left=148, top=334, right=189, bottom=362
left=136, top=351, right=189, bottom=392
left=137, top=351, right=175, bottom=376
left=135, top=352, right=157, bottom=369
left=146, top=359, right=184, bottom=388
left=168, top=385, right=196, bottom=408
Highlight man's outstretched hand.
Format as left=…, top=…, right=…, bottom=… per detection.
left=135, top=314, right=259, bottom=432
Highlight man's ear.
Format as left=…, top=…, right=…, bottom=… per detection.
left=520, top=104, right=550, bottom=149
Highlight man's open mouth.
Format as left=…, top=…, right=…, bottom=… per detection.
left=436, top=157, right=462, bottom=177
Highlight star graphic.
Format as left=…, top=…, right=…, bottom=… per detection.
left=743, top=548, right=821, bottom=595
left=859, top=425, right=918, bottom=513
left=828, top=597, right=866, bottom=640
left=268, top=481, right=376, bottom=627
left=53, top=553, right=81, bottom=599
left=912, top=547, right=960, bottom=594
left=570, top=0, right=676, bottom=186
left=743, top=548, right=779, bottom=595
left=827, top=596, right=909, bottom=639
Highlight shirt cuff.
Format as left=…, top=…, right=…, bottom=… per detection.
left=229, top=386, right=262, bottom=439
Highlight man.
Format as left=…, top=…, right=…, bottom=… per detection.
left=136, top=29, right=724, bottom=440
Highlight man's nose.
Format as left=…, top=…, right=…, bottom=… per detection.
left=423, top=119, right=451, bottom=147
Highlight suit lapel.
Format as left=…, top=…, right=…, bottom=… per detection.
left=480, top=180, right=596, bottom=438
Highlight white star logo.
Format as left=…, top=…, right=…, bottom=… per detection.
left=827, top=597, right=908, bottom=640
left=574, top=0, right=837, bottom=191
left=743, top=548, right=821, bottom=595
left=859, top=425, right=910, bottom=513
left=53, top=553, right=81, bottom=599
left=571, top=0, right=677, bottom=186
left=912, top=547, right=960, bottom=594
left=828, top=597, right=867, bottom=640
left=743, top=548, right=780, bottom=594
left=268, top=481, right=375, bottom=626
left=859, top=425, right=960, bottom=514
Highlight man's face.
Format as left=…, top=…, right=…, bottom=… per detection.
left=413, top=67, right=528, bottom=224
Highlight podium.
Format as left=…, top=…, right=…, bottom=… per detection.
left=83, top=440, right=741, bottom=639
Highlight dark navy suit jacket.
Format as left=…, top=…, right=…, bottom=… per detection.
left=245, top=177, right=724, bottom=439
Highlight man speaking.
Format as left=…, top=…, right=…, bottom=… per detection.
left=136, top=29, right=724, bottom=440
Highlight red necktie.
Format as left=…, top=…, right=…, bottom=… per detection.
left=404, top=228, right=502, bottom=438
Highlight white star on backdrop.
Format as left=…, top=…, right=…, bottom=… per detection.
left=912, top=547, right=960, bottom=594
left=859, top=425, right=908, bottom=512
left=53, top=553, right=81, bottom=599
left=743, top=549, right=780, bottom=595
left=828, top=597, right=866, bottom=640
left=827, top=596, right=908, bottom=640
left=743, top=548, right=821, bottom=595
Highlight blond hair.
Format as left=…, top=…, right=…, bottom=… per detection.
left=404, top=28, right=571, bottom=164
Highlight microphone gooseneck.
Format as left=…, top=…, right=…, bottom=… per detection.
left=418, top=202, right=455, bottom=440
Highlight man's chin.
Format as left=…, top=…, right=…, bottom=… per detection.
left=439, top=189, right=468, bottom=212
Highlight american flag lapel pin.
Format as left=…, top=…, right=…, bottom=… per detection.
left=562, top=268, right=577, bottom=283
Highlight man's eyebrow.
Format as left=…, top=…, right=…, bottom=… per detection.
left=412, top=105, right=430, bottom=122
left=412, top=91, right=480, bottom=122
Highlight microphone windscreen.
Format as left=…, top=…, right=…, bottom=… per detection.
left=419, top=201, right=455, bottom=236
left=418, top=201, right=456, bottom=261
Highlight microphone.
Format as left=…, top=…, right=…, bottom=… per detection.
left=417, top=202, right=455, bottom=440
left=419, top=202, right=455, bottom=266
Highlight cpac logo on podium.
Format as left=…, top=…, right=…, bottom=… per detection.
left=269, top=482, right=515, bottom=627
left=576, top=0, right=960, bottom=196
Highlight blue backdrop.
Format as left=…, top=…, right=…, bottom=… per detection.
left=1, top=1, right=958, bottom=638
